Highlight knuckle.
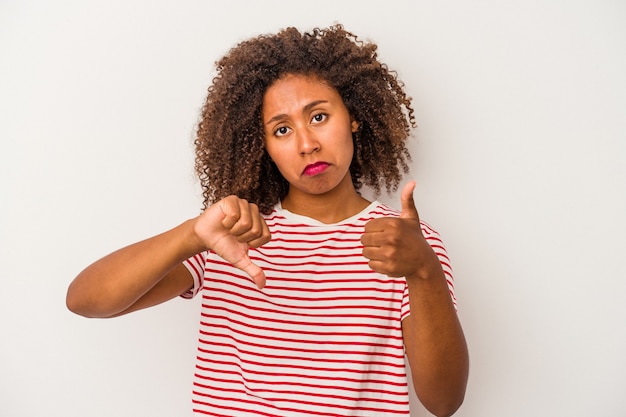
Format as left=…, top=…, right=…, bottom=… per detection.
left=238, top=217, right=252, bottom=229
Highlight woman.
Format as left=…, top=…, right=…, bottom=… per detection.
left=67, top=24, right=468, bottom=417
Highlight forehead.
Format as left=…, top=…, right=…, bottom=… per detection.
left=262, top=74, right=343, bottom=116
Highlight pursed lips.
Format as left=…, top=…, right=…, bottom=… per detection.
left=302, top=161, right=330, bottom=176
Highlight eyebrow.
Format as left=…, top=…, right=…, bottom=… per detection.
left=264, top=100, right=329, bottom=125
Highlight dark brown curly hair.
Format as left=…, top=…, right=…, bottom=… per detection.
left=194, top=24, right=416, bottom=214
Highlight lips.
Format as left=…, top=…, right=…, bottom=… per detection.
left=302, top=161, right=330, bottom=176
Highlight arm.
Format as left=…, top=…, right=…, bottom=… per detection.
left=66, top=196, right=270, bottom=318
left=66, top=219, right=201, bottom=318
left=361, top=181, right=469, bottom=417
left=401, top=247, right=468, bottom=417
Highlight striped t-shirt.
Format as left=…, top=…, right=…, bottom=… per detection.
left=183, top=201, right=455, bottom=416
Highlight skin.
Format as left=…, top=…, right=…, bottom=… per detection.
left=361, top=181, right=469, bottom=416
left=66, top=73, right=468, bottom=416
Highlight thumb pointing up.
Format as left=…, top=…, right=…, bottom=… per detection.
left=400, top=180, right=420, bottom=220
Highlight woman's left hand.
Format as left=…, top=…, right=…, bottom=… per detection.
left=361, top=180, right=439, bottom=279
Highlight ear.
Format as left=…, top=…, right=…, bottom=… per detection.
left=351, top=120, right=360, bottom=133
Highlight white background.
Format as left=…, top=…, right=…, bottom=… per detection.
left=1, top=1, right=625, bottom=416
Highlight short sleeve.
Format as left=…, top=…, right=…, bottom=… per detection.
left=180, top=251, right=207, bottom=299
left=400, top=221, right=457, bottom=320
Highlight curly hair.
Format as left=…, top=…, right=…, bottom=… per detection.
left=194, top=24, right=416, bottom=214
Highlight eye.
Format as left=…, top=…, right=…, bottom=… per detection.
left=311, top=113, right=327, bottom=124
left=274, top=126, right=291, bottom=137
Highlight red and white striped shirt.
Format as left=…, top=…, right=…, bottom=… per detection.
left=183, top=201, right=455, bottom=416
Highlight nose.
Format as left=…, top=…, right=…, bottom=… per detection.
left=297, top=128, right=320, bottom=155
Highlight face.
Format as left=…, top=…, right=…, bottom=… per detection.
left=262, top=74, right=359, bottom=198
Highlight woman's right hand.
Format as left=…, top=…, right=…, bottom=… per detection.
left=193, top=196, right=271, bottom=288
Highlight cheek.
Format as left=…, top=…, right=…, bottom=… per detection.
left=342, top=131, right=355, bottom=158
left=263, top=137, right=278, bottom=161
left=264, top=144, right=291, bottom=176
left=264, top=142, right=279, bottom=163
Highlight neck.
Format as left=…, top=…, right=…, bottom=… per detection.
left=281, top=178, right=371, bottom=224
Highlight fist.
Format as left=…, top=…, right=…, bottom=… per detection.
left=194, top=196, right=271, bottom=288
left=361, top=181, right=432, bottom=278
